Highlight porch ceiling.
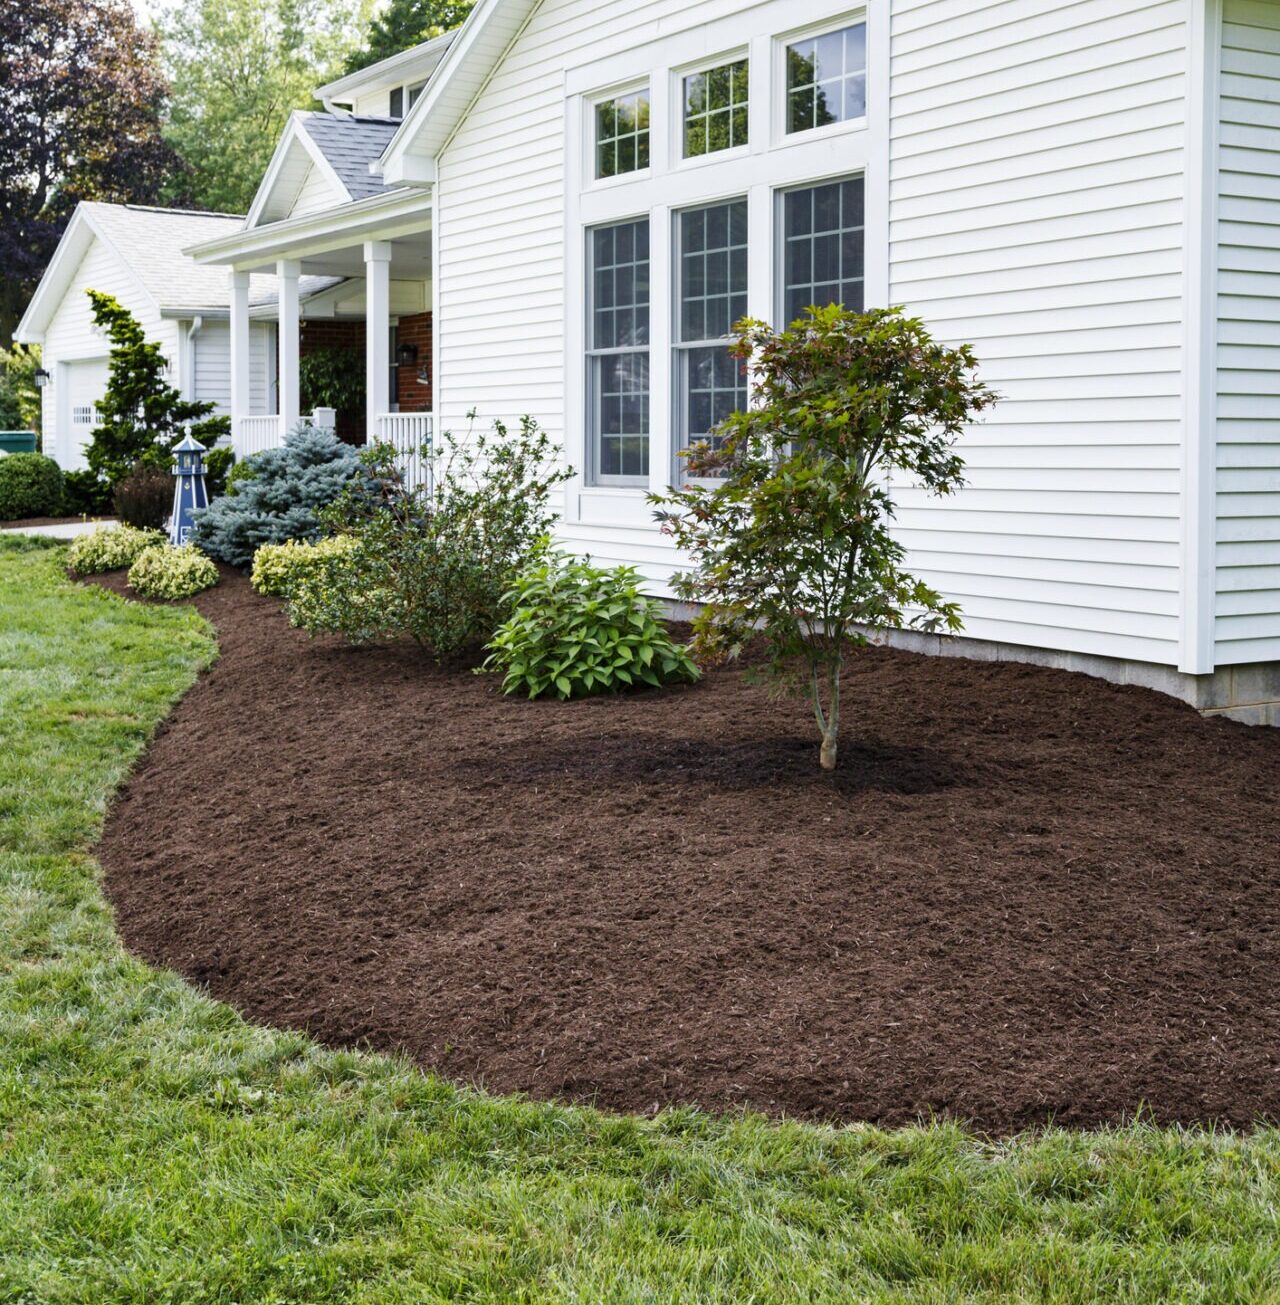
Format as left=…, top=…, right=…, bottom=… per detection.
left=291, top=231, right=431, bottom=280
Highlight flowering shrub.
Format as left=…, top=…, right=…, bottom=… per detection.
left=484, top=552, right=698, bottom=699
left=288, top=415, right=572, bottom=660
left=66, top=524, right=164, bottom=575
left=250, top=534, right=357, bottom=598
left=127, top=543, right=219, bottom=600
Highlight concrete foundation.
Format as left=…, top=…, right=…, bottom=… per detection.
left=661, top=600, right=1280, bottom=726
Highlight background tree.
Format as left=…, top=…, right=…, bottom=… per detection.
left=84, top=290, right=228, bottom=486
left=342, top=0, right=474, bottom=75
left=159, top=0, right=372, bottom=214
left=0, top=0, right=181, bottom=347
left=0, top=346, right=42, bottom=433
left=652, top=305, right=996, bottom=771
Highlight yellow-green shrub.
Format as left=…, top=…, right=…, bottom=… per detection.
left=250, top=534, right=357, bottom=598
left=66, top=525, right=164, bottom=575
left=127, top=544, right=218, bottom=600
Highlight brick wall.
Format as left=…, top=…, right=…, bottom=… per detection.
left=299, top=319, right=364, bottom=443
left=395, top=312, right=432, bottom=413
left=297, top=313, right=433, bottom=444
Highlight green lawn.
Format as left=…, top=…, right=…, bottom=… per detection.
left=1, top=534, right=1278, bottom=1303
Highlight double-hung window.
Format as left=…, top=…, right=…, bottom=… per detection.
left=674, top=200, right=749, bottom=467
left=780, top=176, right=865, bottom=326
left=587, top=219, right=651, bottom=483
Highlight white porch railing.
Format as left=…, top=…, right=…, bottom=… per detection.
left=374, top=412, right=434, bottom=492
left=237, top=415, right=284, bottom=457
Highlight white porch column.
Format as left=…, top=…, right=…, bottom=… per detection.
left=277, top=259, right=301, bottom=432
left=364, top=241, right=392, bottom=443
left=228, top=271, right=251, bottom=455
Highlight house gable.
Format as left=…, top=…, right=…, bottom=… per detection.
left=247, top=115, right=351, bottom=227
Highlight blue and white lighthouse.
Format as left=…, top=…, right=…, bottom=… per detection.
left=169, top=431, right=209, bottom=547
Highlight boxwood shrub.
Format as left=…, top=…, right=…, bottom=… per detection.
left=66, top=525, right=165, bottom=575
left=128, top=543, right=219, bottom=600
left=0, top=452, right=64, bottom=521
left=484, top=552, right=699, bottom=699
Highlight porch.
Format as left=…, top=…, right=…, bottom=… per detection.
left=189, top=188, right=436, bottom=488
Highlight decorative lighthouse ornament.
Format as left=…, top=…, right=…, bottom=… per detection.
left=169, top=430, right=210, bottom=546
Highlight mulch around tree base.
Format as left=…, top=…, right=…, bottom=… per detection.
left=91, top=569, right=1280, bottom=1133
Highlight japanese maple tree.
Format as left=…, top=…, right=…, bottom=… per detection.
left=652, top=305, right=995, bottom=771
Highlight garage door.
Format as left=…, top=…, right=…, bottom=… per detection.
left=63, top=358, right=109, bottom=471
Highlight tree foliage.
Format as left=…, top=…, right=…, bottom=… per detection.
left=0, top=0, right=180, bottom=346
left=159, top=0, right=372, bottom=214
left=651, top=305, right=996, bottom=771
left=0, top=345, right=42, bottom=432
left=342, top=0, right=474, bottom=75
left=85, top=291, right=228, bottom=486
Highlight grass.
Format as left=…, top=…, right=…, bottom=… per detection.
left=1, top=534, right=1278, bottom=1303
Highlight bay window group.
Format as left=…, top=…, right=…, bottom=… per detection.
left=582, top=10, right=869, bottom=488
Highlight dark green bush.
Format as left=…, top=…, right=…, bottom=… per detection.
left=60, top=469, right=113, bottom=516
left=112, top=463, right=172, bottom=530
left=484, top=552, right=698, bottom=699
left=189, top=424, right=371, bottom=567
left=0, top=452, right=64, bottom=521
left=204, top=445, right=234, bottom=497
left=287, top=415, right=571, bottom=660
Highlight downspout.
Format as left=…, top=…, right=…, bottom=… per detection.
left=185, top=316, right=203, bottom=400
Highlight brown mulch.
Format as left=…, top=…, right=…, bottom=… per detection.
left=91, top=569, right=1280, bottom=1133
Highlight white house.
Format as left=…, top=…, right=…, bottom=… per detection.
left=185, top=0, right=1279, bottom=723
left=14, top=203, right=338, bottom=470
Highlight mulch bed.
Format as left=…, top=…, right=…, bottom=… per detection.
left=91, top=569, right=1280, bottom=1133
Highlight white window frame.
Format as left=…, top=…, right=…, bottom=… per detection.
left=561, top=0, right=888, bottom=522
left=775, top=173, right=867, bottom=331
left=672, top=49, right=752, bottom=169
left=773, top=9, right=869, bottom=147
left=585, top=215, right=653, bottom=487
left=587, top=80, right=653, bottom=187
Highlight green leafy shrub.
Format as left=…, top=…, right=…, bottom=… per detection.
left=112, top=463, right=172, bottom=529
left=189, top=424, right=372, bottom=567
left=651, top=305, right=996, bottom=770
left=0, top=451, right=63, bottom=520
left=66, top=524, right=164, bottom=575
left=288, top=414, right=572, bottom=660
left=0, top=452, right=64, bottom=520
left=484, top=552, right=698, bottom=699
left=250, top=534, right=358, bottom=598
left=60, top=470, right=113, bottom=516
left=204, top=445, right=234, bottom=497
left=127, top=543, right=219, bottom=600
left=224, top=457, right=257, bottom=496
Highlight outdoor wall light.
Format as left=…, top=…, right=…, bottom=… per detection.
left=33, top=368, right=51, bottom=388
left=396, top=342, right=419, bottom=366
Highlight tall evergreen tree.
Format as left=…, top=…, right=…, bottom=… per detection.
left=84, top=291, right=228, bottom=485
left=0, top=0, right=182, bottom=347
left=342, top=0, right=474, bottom=76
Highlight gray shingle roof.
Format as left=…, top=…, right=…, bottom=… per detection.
left=83, top=203, right=341, bottom=311
left=299, top=114, right=402, bottom=202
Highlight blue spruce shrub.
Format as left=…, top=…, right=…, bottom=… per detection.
left=189, top=423, right=373, bottom=567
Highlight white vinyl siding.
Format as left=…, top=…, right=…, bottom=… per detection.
left=192, top=320, right=274, bottom=417
left=887, top=0, right=1189, bottom=666
left=291, top=165, right=342, bottom=218
left=1215, top=0, right=1280, bottom=665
